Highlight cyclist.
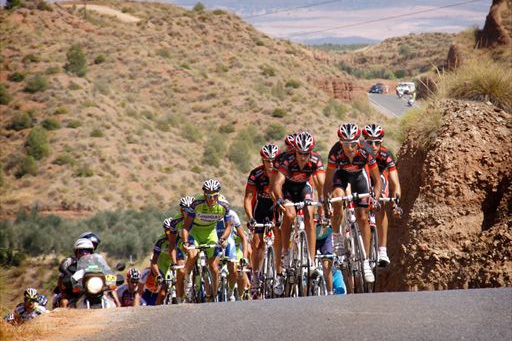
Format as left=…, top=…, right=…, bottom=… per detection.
left=139, top=267, right=161, bottom=305
left=323, top=123, right=382, bottom=283
left=217, top=209, right=250, bottom=301
left=244, top=144, right=279, bottom=297
left=315, top=219, right=334, bottom=294
left=6, top=288, right=48, bottom=325
left=162, top=196, right=194, bottom=303
left=182, top=179, right=232, bottom=301
left=361, top=124, right=401, bottom=267
left=272, top=131, right=326, bottom=295
left=116, top=268, right=142, bottom=307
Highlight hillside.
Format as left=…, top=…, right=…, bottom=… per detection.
left=0, top=1, right=393, bottom=217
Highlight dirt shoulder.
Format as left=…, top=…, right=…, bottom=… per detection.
left=60, top=3, right=140, bottom=22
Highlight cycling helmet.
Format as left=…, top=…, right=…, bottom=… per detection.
left=294, top=131, right=315, bottom=153
left=260, top=144, right=280, bottom=159
left=73, top=238, right=94, bottom=252
left=179, top=196, right=194, bottom=208
left=24, top=288, right=38, bottom=301
left=284, top=133, right=296, bottom=149
left=362, top=124, right=384, bottom=139
left=127, top=268, right=141, bottom=282
left=202, top=179, right=221, bottom=192
left=79, top=231, right=101, bottom=250
left=162, top=217, right=173, bottom=230
left=37, top=294, right=48, bottom=307
left=337, top=123, right=361, bottom=141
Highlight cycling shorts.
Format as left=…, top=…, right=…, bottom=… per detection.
left=253, top=197, right=275, bottom=234
left=316, top=234, right=333, bottom=256
left=189, top=225, right=222, bottom=259
left=224, top=235, right=237, bottom=261
left=333, top=169, right=370, bottom=208
left=283, top=180, right=313, bottom=204
left=141, top=290, right=158, bottom=306
left=370, top=172, right=389, bottom=198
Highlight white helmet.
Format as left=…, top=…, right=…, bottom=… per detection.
left=294, top=131, right=315, bottom=153
left=260, top=144, right=280, bottom=159
left=73, top=238, right=94, bottom=252
left=202, top=179, right=221, bottom=192
left=337, top=123, right=361, bottom=141
left=179, top=196, right=194, bottom=208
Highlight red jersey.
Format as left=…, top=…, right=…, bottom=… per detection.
left=246, top=165, right=272, bottom=199
left=327, top=141, right=377, bottom=173
left=278, top=152, right=325, bottom=183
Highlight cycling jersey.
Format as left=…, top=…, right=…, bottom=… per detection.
left=278, top=152, right=325, bottom=183
left=153, top=233, right=186, bottom=273
left=14, top=303, right=48, bottom=322
left=359, top=142, right=397, bottom=174
left=164, top=213, right=185, bottom=236
left=247, top=165, right=273, bottom=199
left=140, top=268, right=159, bottom=294
left=116, top=285, right=137, bottom=307
left=217, top=210, right=243, bottom=261
left=272, top=151, right=290, bottom=174
left=327, top=141, right=377, bottom=173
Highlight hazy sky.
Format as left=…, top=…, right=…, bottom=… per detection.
left=5, top=0, right=491, bottom=42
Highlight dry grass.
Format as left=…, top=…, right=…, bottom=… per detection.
left=399, top=104, right=441, bottom=146
left=436, top=57, right=512, bottom=112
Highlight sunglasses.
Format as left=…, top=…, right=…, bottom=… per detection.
left=25, top=298, right=38, bottom=303
left=205, top=193, right=219, bottom=199
left=342, top=141, right=359, bottom=147
left=262, top=159, right=274, bottom=163
left=79, top=249, right=92, bottom=255
left=366, top=140, right=382, bottom=146
left=296, top=151, right=310, bottom=156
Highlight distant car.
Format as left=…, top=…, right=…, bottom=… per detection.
left=369, top=84, right=384, bottom=94
left=396, top=81, right=416, bottom=97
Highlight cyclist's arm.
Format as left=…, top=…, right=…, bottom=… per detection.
left=313, top=171, right=326, bottom=215
left=244, top=186, right=255, bottom=220
left=167, top=233, right=177, bottom=265
left=272, top=171, right=286, bottom=201
left=220, top=220, right=232, bottom=241
left=111, top=289, right=121, bottom=307
left=236, top=225, right=249, bottom=259
left=150, top=252, right=160, bottom=276
left=369, top=166, right=382, bottom=201
left=181, top=214, right=194, bottom=248
left=388, top=169, right=401, bottom=200
left=323, top=167, right=336, bottom=200
left=134, top=289, right=141, bottom=307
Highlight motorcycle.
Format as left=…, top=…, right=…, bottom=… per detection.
left=407, top=98, right=415, bottom=107
left=71, top=254, right=124, bottom=309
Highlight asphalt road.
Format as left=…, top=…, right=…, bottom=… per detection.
left=368, top=93, right=415, bottom=117
left=74, top=288, right=512, bottom=341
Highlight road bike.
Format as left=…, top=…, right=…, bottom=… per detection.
left=187, top=244, right=218, bottom=303
left=162, top=264, right=184, bottom=304
left=283, top=200, right=321, bottom=297
left=309, top=252, right=336, bottom=296
left=252, top=220, right=276, bottom=299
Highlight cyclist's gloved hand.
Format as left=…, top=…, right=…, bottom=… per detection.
left=304, top=198, right=312, bottom=206
left=156, top=274, right=163, bottom=284
left=240, top=258, right=249, bottom=267
left=218, top=237, right=227, bottom=249
left=249, top=218, right=256, bottom=229
left=276, top=198, right=284, bottom=208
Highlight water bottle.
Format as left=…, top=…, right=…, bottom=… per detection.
left=333, top=269, right=346, bottom=295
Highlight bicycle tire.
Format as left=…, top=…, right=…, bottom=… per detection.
left=203, top=266, right=216, bottom=303
left=219, top=276, right=227, bottom=302
left=365, top=227, right=379, bottom=293
left=352, top=224, right=365, bottom=294
left=191, top=266, right=202, bottom=303
left=297, top=231, right=310, bottom=297
left=263, top=246, right=276, bottom=299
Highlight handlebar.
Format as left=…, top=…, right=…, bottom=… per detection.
left=329, top=193, right=370, bottom=203
left=379, top=197, right=399, bottom=204
left=252, top=222, right=275, bottom=228
left=283, top=201, right=322, bottom=208
left=186, top=244, right=218, bottom=250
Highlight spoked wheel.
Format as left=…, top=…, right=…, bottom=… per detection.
left=366, top=228, right=379, bottom=293
left=192, top=266, right=203, bottom=303
left=202, top=267, right=216, bottom=303
left=297, top=231, right=310, bottom=297
left=218, top=276, right=228, bottom=302
left=286, top=240, right=299, bottom=298
left=263, top=246, right=276, bottom=299
left=352, top=225, right=365, bottom=294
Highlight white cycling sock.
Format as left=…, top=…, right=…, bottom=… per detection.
left=379, top=247, right=387, bottom=253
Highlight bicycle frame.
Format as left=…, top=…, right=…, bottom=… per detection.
left=253, top=221, right=275, bottom=299
left=188, top=244, right=217, bottom=303
left=163, top=264, right=184, bottom=304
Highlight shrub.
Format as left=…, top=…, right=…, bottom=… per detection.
left=193, top=2, right=204, bottom=11
left=271, top=108, right=286, bottom=118
left=41, top=118, right=61, bottom=130
left=68, top=81, right=81, bottom=90
left=0, top=164, right=4, bottom=187
left=183, top=123, right=201, bottom=142
left=8, top=112, right=32, bottom=130
left=212, top=9, right=226, bottom=15
left=53, top=154, right=76, bottom=166
left=75, top=166, right=94, bottom=177
left=394, top=69, right=406, bottom=78
left=218, top=125, right=235, bottom=134
left=399, top=106, right=441, bottom=144
left=65, top=44, right=87, bottom=77
left=255, top=40, right=265, bottom=46
left=285, top=79, right=301, bottom=89
left=22, top=53, right=39, bottom=63
left=0, top=84, right=12, bottom=104
left=24, top=74, right=48, bottom=93
left=157, top=49, right=171, bottom=59
left=67, top=120, right=82, bottom=128
left=271, top=81, right=286, bottom=100
left=15, top=156, right=38, bottom=178
left=265, top=123, right=286, bottom=141
left=260, top=64, right=276, bottom=77
left=94, top=55, right=106, bottom=64
left=45, top=66, right=60, bottom=75
left=8, top=72, right=24, bottom=82
left=90, top=128, right=104, bottom=137
left=36, top=0, right=52, bottom=11
left=202, top=133, right=225, bottom=167
left=323, top=99, right=348, bottom=119
left=54, top=107, right=68, bottom=115
left=5, top=0, right=21, bottom=9
left=25, top=126, right=50, bottom=160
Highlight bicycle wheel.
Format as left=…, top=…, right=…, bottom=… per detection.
left=366, top=227, right=379, bottom=293
left=263, top=246, right=276, bottom=299
left=352, top=224, right=365, bottom=294
left=219, top=276, right=227, bottom=302
left=192, top=266, right=202, bottom=303
left=297, top=231, right=310, bottom=297
left=203, top=267, right=217, bottom=302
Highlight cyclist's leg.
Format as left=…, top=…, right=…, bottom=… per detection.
left=176, top=240, right=187, bottom=300
left=377, top=172, right=389, bottom=249
left=321, top=235, right=334, bottom=293
left=280, top=182, right=297, bottom=269
left=352, top=171, right=371, bottom=256
left=225, top=236, right=238, bottom=290
left=303, top=182, right=316, bottom=264
left=184, top=232, right=199, bottom=277
left=331, top=170, right=349, bottom=234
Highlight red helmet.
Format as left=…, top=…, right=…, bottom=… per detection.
left=294, top=131, right=315, bottom=153
left=284, top=133, right=296, bottom=149
left=260, top=144, right=280, bottom=159
left=337, top=123, right=361, bottom=141
left=362, top=124, right=384, bottom=139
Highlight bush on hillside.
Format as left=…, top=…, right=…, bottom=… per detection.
left=22, top=53, right=40, bottom=63
left=265, top=123, right=286, bottom=141
left=0, top=164, right=4, bottom=188
left=90, top=128, right=104, bottom=137
left=8, top=112, right=33, bottom=131
left=7, top=72, right=24, bottom=82
left=218, top=124, right=234, bottom=134
left=437, top=57, right=512, bottom=112
left=193, top=2, right=204, bottom=11
left=24, top=74, right=48, bottom=93
left=285, top=79, right=301, bottom=89
left=228, top=127, right=263, bottom=172
left=74, top=165, right=94, bottom=177
left=271, top=108, right=286, bottom=118
left=4, top=0, right=21, bottom=10
left=260, top=64, right=276, bottom=77
left=0, top=84, right=12, bottom=105
left=399, top=106, right=441, bottom=144
left=53, top=154, right=76, bottom=166
left=94, top=55, right=106, bottom=64
left=45, top=66, right=61, bottom=75
left=65, top=44, right=87, bottom=77
left=67, top=120, right=82, bottom=128
left=323, top=99, right=348, bottom=119
left=202, top=133, right=225, bottom=167
left=15, top=156, right=38, bottom=178
left=41, top=118, right=61, bottom=130
left=25, top=126, right=50, bottom=160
